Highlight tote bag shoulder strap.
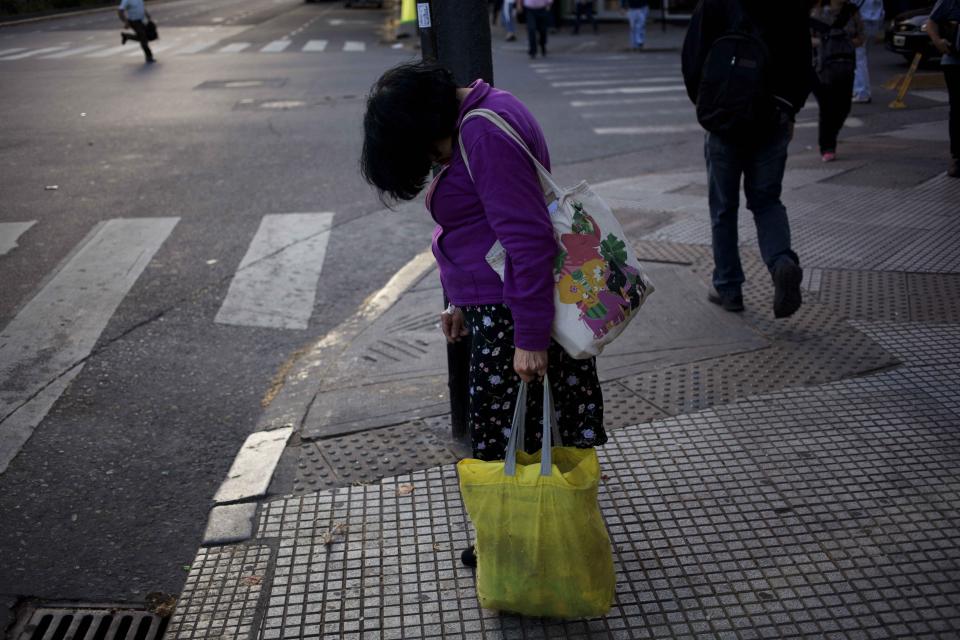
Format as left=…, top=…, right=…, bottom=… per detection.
left=458, top=108, right=563, bottom=199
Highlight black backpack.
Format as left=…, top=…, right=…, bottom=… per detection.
left=813, top=4, right=856, bottom=86
left=695, top=1, right=776, bottom=139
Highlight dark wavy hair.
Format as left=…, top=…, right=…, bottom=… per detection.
left=361, top=62, right=460, bottom=203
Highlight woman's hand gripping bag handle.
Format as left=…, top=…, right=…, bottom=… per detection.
left=457, top=377, right=616, bottom=618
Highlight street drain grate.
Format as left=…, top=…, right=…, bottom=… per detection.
left=11, top=604, right=168, bottom=640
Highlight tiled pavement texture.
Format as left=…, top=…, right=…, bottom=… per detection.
left=599, top=168, right=960, bottom=274
left=285, top=158, right=960, bottom=497
left=167, top=320, right=960, bottom=640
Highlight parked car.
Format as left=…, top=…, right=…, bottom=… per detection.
left=885, top=7, right=942, bottom=63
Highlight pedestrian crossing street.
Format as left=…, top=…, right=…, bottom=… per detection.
left=531, top=55, right=833, bottom=137
left=0, top=38, right=372, bottom=62
left=0, top=213, right=334, bottom=473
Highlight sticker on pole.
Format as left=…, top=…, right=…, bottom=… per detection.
left=417, top=3, right=431, bottom=28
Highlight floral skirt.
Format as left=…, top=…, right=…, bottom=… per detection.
left=461, top=304, right=607, bottom=461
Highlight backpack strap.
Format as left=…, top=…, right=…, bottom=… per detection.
left=831, top=2, right=856, bottom=30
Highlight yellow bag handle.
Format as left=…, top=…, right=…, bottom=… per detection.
left=504, top=375, right=561, bottom=477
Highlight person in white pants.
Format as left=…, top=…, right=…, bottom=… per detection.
left=853, top=0, right=884, bottom=103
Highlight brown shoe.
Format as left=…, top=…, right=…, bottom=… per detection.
left=949, top=158, right=959, bottom=178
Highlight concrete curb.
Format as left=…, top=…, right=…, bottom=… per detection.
left=203, top=247, right=436, bottom=544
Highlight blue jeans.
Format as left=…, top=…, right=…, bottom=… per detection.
left=502, top=0, right=515, bottom=34
left=704, top=124, right=799, bottom=295
left=627, top=6, right=649, bottom=48
left=853, top=18, right=881, bottom=100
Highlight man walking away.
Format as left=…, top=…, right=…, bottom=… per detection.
left=118, top=0, right=154, bottom=63
left=853, top=0, right=884, bottom=103
left=927, top=0, right=960, bottom=177
left=681, top=0, right=811, bottom=318
left=622, top=0, right=650, bottom=50
left=573, top=1, right=598, bottom=35
left=518, top=0, right=552, bottom=58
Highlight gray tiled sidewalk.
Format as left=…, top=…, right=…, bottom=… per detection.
left=166, top=124, right=960, bottom=637
left=167, top=321, right=960, bottom=640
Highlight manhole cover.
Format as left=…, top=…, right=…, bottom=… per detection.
left=10, top=603, right=169, bottom=640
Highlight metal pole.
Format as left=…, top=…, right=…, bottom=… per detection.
left=417, top=0, right=439, bottom=60
left=889, top=51, right=922, bottom=110
left=417, top=1, right=493, bottom=444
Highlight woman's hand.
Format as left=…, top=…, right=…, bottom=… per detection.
left=440, top=306, right=469, bottom=343
left=514, top=348, right=547, bottom=383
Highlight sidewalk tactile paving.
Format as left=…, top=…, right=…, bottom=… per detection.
left=292, top=422, right=460, bottom=495
left=618, top=329, right=897, bottom=418
left=170, top=366, right=960, bottom=639
left=818, top=270, right=910, bottom=322
left=632, top=239, right=711, bottom=266
left=907, top=274, right=960, bottom=323
left=168, top=158, right=960, bottom=638
left=602, top=380, right=672, bottom=428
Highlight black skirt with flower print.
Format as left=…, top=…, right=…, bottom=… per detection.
left=461, top=304, right=607, bottom=461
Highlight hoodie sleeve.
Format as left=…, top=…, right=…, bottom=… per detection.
left=461, top=127, right=556, bottom=352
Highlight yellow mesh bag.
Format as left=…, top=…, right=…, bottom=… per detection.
left=457, top=379, right=615, bottom=618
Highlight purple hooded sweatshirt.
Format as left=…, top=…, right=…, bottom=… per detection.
left=427, top=80, right=556, bottom=352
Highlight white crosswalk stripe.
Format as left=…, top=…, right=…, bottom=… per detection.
left=563, top=85, right=687, bottom=96
left=0, top=217, right=179, bottom=474
left=0, top=221, right=35, bottom=256
left=42, top=44, right=105, bottom=58
left=570, top=95, right=689, bottom=108
left=594, top=124, right=701, bottom=135
left=174, top=40, right=218, bottom=54
left=125, top=39, right=181, bottom=57
left=215, top=213, right=334, bottom=330
left=302, top=39, right=328, bottom=52
left=219, top=42, right=251, bottom=53
left=550, top=77, right=682, bottom=88
left=0, top=38, right=380, bottom=61
left=0, top=46, right=66, bottom=60
left=261, top=39, right=292, bottom=53
left=86, top=44, right=130, bottom=57
left=0, top=210, right=354, bottom=473
left=535, top=59, right=703, bottom=138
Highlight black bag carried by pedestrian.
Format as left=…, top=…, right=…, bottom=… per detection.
left=694, top=0, right=776, bottom=139
left=812, top=4, right=856, bottom=86
left=145, top=19, right=158, bottom=41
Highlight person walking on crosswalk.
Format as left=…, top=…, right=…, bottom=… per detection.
left=852, top=0, right=884, bottom=103
left=682, top=0, right=810, bottom=318
left=118, top=0, right=155, bottom=63
left=621, top=0, right=650, bottom=51
left=517, top=0, right=552, bottom=58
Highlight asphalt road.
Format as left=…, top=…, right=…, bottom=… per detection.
left=0, top=0, right=950, bottom=615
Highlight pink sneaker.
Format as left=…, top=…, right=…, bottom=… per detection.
left=821, top=151, right=837, bottom=163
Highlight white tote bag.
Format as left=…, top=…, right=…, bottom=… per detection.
left=458, top=108, right=654, bottom=359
